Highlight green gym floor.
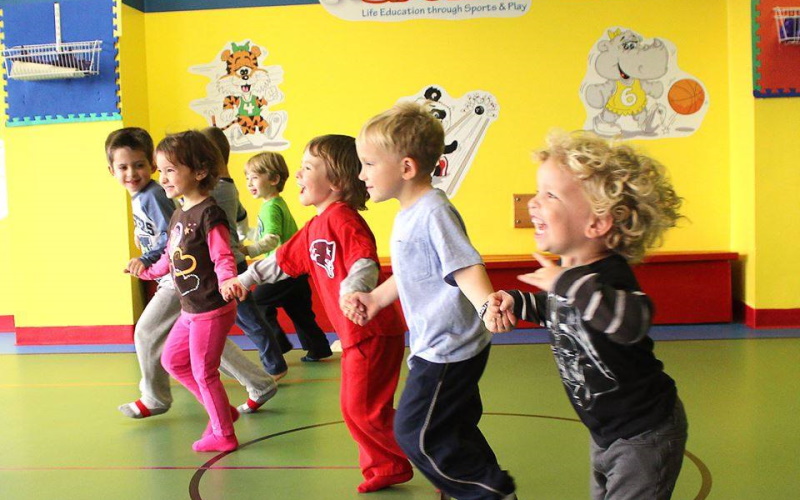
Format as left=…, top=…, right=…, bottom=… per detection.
left=1, top=327, right=798, bottom=500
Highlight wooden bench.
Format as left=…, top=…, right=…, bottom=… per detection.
left=476, top=252, right=737, bottom=325
left=266, top=251, right=737, bottom=333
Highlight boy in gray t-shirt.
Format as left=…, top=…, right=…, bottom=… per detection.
left=343, top=103, right=516, bottom=500
left=390, top=188, right=492, bottom=364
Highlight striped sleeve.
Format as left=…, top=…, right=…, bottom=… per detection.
left=553, top=267, right=653, bottom=344
left=507, top=289, right=548, bottom=326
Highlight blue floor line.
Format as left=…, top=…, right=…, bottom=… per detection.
left=2, top=323, right=800, bottom=355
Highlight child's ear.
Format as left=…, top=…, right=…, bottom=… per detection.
left=585, top=213, right=613, bottom=239
left=400, top=157, right=419, bottom=180
left=107, top=165, right=114, bottom=175
left=195, top=169, right=209, bottom=181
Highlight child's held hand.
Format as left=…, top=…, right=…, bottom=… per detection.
left=483, top=291, right=517, bottom=333
left=125, top=258, right=146, bottom=277
left=220, top=278, right=248, bottom=302
left=517, top=253, right=563, bottom=292
left=340, top=292, right=373, bottom=326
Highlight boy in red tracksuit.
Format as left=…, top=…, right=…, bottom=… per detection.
left=222, top=134, right=413, bottom=493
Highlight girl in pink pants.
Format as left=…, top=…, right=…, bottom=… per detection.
left=133, top=130, right=240, bottom=452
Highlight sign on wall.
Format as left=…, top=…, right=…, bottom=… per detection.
left=580, top=27, right=708, bottom=139
left=320, top=0, right=530, bottom=22
left=190, top=40, right=289, bottom=152
left=402, top=85, right=498, bottom=197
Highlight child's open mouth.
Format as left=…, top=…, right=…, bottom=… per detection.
left=531, top=216, right=546, bottom=235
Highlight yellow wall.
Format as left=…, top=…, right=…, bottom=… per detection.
left=0, top=213, right=14, bottom=316
left=753, top=99, right=800, bottom=308
left=5, top=121, right=135, bottom=328
left=119, top=4, right=150, bottom=129
left=2, top=0, right=797, bottom=334
left=142, top=0, right=732, bottom=260
left=0, top=0, right=142, bottom=331
left=0, top=7, right=11, bottom=321
left=118, top=3, right=152, bottom=319
left=0, top=131, right=11, bottom=321
left=0, top=213, right=11, bottom=320
left=727, top=0, right=756, bottom=305
left=1, top=3, right=155, bottom=331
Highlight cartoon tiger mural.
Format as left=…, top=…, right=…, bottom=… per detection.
left=216, top=42, right=275, bottom=136
left=190, top=40, right=289, bottom=151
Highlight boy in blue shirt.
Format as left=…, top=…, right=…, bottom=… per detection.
left=107, top=127, right=277, bottom=418
left=343, top=104, right=516, bottom=500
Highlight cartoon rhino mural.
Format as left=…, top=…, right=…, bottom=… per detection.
left=583, top=29, right=669, bottom=136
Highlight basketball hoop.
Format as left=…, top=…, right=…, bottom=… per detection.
left=774, top=7, right=800, bottom=45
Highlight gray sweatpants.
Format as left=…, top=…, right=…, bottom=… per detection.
left=134, top=278, right=276, bottom=409
left=590, top=398, right=688, bottom=500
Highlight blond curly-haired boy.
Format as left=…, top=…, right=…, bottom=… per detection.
left=487, top=131, right=687, bottom=500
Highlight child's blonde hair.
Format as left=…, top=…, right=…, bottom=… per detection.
left=536, top=131, right=682, bottom=262
left=156, top=130, right=222, bottom=193
left=245, top=152, right=290, bottom=192
left=357, top=101, right=444, bottom=176
left=306, top=134, right=368, bottom=211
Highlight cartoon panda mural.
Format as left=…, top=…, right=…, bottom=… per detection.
left=408, top=85, right=499, bottom=197
left=423, top=87, right=459, bottom=178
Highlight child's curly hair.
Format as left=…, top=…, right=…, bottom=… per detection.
left=536, top=131, right=683, bottom=262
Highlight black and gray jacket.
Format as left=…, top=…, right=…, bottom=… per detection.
left=507, top=253, right=677, bottom=448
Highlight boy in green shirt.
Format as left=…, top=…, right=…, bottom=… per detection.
left=242, top=152, right=332, bottom=368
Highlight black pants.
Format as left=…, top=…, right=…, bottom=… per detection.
left=394, top=344, right=515, bottom=500
left=251, top=276, right=331, bottom=357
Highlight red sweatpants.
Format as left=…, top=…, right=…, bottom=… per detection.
left=340, top=334, right=412, bottom=480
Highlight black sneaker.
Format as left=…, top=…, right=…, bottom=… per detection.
left=279, top=341, right=293, bottom=354
left=301, top=349, right=333, bottom=362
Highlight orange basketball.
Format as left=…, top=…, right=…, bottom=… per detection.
left=668, top=79, right=705, bottom=115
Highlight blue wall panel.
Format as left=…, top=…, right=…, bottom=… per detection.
left=2, top=0, right=119, bottom=126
